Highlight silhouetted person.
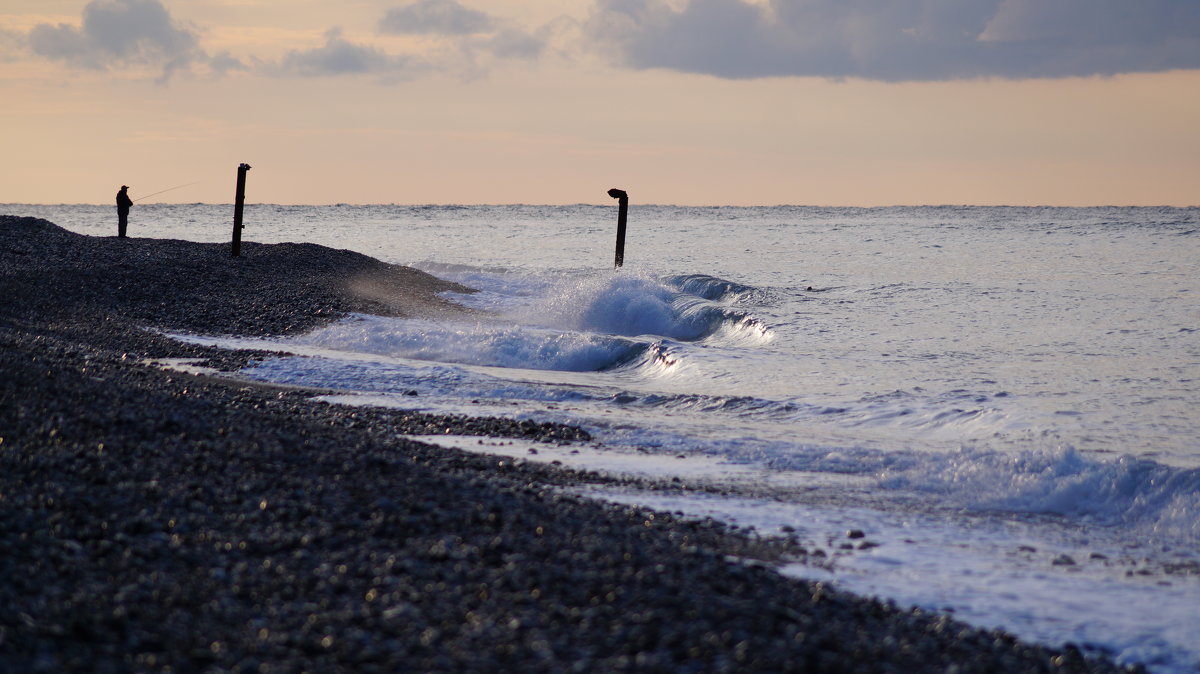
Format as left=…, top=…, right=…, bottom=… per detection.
left=116, top=185, right=133, bottom=237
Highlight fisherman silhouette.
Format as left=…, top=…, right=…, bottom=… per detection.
left=116, top=185, right=133, bottom=238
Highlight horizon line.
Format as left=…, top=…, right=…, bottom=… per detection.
left=5, top=202, right=1198, bottom=209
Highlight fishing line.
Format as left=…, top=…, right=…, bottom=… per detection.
left=133, top=181, right=201, bottom=202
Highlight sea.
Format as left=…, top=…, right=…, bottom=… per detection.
left=8, top=203, right=1200, bottom=672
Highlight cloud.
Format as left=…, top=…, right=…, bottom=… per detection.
left=261, top=3, right=547, bottom=81
left=28, top=0, right=205, bottom=80
left=0, top=28, right=26, bottom=63
left=21, top=0, right=546, bottom=84
left=268, top=27, right=428, bottom=79
left=476, top=28, right=546, bottom=60
left=379, top=1, right=546, bottom=61
left=585, top=0, right=1200, bottom=81
left=208, top=50, right=249, bottom=77
left=379, top=0, right=495, bottom=35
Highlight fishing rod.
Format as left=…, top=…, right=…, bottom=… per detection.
left=133, top=181, right=201, bottom=202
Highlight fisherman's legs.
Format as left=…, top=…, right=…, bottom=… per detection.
left=118, top=211, right=128, bottom=238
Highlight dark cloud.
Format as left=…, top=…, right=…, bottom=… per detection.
left=586, top=0, right=1200, bottom=80
left=270, top=28, right=428, bottom=79
left=28, top=0, right=205, bottom=80
left=379, top=0, right=495, bottom=35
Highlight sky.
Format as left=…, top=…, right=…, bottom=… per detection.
left=1, top=0, right=1198, bottom=206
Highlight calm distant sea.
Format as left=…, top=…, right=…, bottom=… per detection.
left=9, top=203, right=1200, bottom=671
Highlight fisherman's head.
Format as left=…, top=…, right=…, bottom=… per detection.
left=120, top=185, right=128, bottom=190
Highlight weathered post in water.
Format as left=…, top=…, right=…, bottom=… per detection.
left=608, top=188, right=628, bottom=269
left=231, top=163, right=252, bottom=258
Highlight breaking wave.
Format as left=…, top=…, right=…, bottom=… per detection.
left=292, top=315, right=677, bottom=374
left=878, top=446, right=1200, bottom=544
left=516, top=271, right=771, bottom=344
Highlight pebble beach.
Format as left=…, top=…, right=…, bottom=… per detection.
left=0, top=215, right=1140, bottom=673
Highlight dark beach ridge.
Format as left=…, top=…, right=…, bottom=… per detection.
left=0, top=215, right=1137, bottom=673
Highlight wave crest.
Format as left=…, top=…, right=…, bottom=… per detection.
left=663, top=273, right=756, bottom=301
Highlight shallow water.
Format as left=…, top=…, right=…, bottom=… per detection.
left=12, top=202, right=1200, bottom=671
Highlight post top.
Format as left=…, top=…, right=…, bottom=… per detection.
left=607, top=188, right=627, bottom=199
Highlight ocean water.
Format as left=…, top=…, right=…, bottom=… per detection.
left=10, top=203, right=1200, bottom=671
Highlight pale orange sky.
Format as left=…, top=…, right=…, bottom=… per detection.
left=1, top=0, right=1198, bottom=206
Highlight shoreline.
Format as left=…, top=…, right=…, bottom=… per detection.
left=0, top=216, right=1137, bottom=672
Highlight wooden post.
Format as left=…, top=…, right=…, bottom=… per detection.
left=608, top=188, right=628, bottom=268
left=231, top=163, right=251, bottom=258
